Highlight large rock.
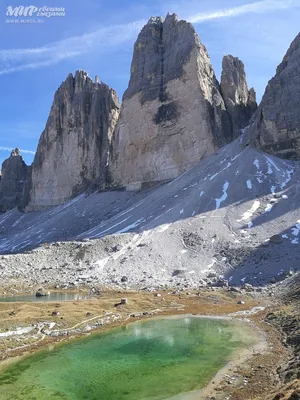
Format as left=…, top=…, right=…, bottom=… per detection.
left=25, top=71, right=120, bottom=211
left=0, top=148, right=28, bottom=212
left=110, top=14, right=232, bottom=188
left=221, top=55, right=257, bottom=136
left=250, top=33, right=300, bottom=159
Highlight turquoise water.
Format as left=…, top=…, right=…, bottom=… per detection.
left=0, top=316, right=252, bottom=400
left=0, top=292, right=88, bottom=303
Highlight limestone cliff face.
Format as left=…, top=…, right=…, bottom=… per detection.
left=110, top=14, right=232, bottom=187
left=25, top=71, right=120, bottom=211
left=221, top=55, right=257, bottom=136
left=0, top=149, right=28, bottom=212
left=250, top=33, right=300, bottom=159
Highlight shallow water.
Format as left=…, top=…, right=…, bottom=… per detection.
left=0, top=316, right=254, bottom=400
left=0, top=292, right=88, bottom=303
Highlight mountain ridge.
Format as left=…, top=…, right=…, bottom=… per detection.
left=1, top=14, right=258, bottom=211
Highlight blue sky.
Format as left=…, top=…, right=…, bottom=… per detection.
left=0, top=0, right=299, bottom=167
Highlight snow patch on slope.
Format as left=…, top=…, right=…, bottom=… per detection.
left=215, top=182, right=229, bottom=210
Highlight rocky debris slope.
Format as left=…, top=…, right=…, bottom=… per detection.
left=1, top=134, right=300, bottom=289
left=0, top=189, right=148, bottom=253
left=110, top=13, right=234, bottom=188
left=221, top=55, right=257, bottom=137
left=266, top=274, right=300, bottom=399
left=250, top=32, right=300, bottom=160
left=280, top=274, right=300, bottom=384
left=0, top=149, right=28, bottom=213
left=24, top=71, right=120, bottom=211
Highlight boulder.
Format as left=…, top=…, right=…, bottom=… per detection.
left=269, top=234, right=284, bottom=244
left=242, top=283, right=254, bottom=291
left=36, top=288, right=50, bottom=297
left=172, top=269, right=186, bottom=277
left=229, top=287, right=241, bottom=293
left=215, top=279, right=229, bottom=288
left=51, top=311, right=60, bottom=316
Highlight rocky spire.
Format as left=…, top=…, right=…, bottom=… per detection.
left=110, top=14, right=232, bottom=188
left=0, top=148, right=28, bottom=212
left=250, top=33, right=300, bottom=159
left=24, top=71, right=120, bottom=211
left=221, top=55, right=257, bottom=137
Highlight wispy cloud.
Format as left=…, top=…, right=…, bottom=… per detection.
left=0, top=20, right=145, bottom=75
left=0, top=0, right=299, bottom=76
left=188, top=0, right=300, bottom=23
left=0, top=146, right=35, bottom=155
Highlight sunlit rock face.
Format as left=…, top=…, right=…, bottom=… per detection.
left=250, top=32, right=300, bottom=159
left=25, top=71, right=120, bottom=211
left=110, top=13, right=233, bottom=188
left=0, top=148, right=28, bottom=213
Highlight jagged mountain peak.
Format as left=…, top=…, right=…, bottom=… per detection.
left=23, top=70, right=120, bottom=211
left=111, top=15, right=235, bottom=188
left=221, top=54, right=257, bottom=137
left=0, top=149, right=28, bottom=213
left=250, top=31, right=300, bottom=159
left=9, top=148, right=21, bottom=158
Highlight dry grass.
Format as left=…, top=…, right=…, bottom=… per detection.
left=0, top=289, right=260, bottom=330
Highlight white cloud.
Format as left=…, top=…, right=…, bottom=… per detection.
left=0, top=0, right=299, bottom=76
left=188, top=0, right=300, bottom=23
left=0, top=146, right=35, bottom=155
left=0, top=19, right=146, bottom=75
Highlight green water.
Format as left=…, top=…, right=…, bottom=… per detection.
left=0, top=316, right=253, bottom=400
left=0, top=292, right=89, bottom=303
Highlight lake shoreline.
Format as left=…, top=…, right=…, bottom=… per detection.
left=0, top=313, right=269, bottom=400
left=0, top=289, right=288, bottom=399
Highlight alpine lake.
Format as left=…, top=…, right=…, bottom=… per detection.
left=0, top=315, right=257, bottom=400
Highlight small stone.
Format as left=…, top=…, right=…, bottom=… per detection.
left=215, top=279, right=229, bottom=288
left=172, top=269, right=185, bottom=277
left=237, top=300, right=245, bottom=305
left=207, top=271, right=217, bottom=278
left=52, top=311, right=60, bottom=316
left=229, top=287, right=241, bottom=293
left=242, top=283, right=254, bottom=291
left=111, top=245, right=122, bottom=253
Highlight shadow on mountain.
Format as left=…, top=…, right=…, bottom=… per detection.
left=220, top=221, right=300, bottom=286
left=0, top=138, right=299, bottom=256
